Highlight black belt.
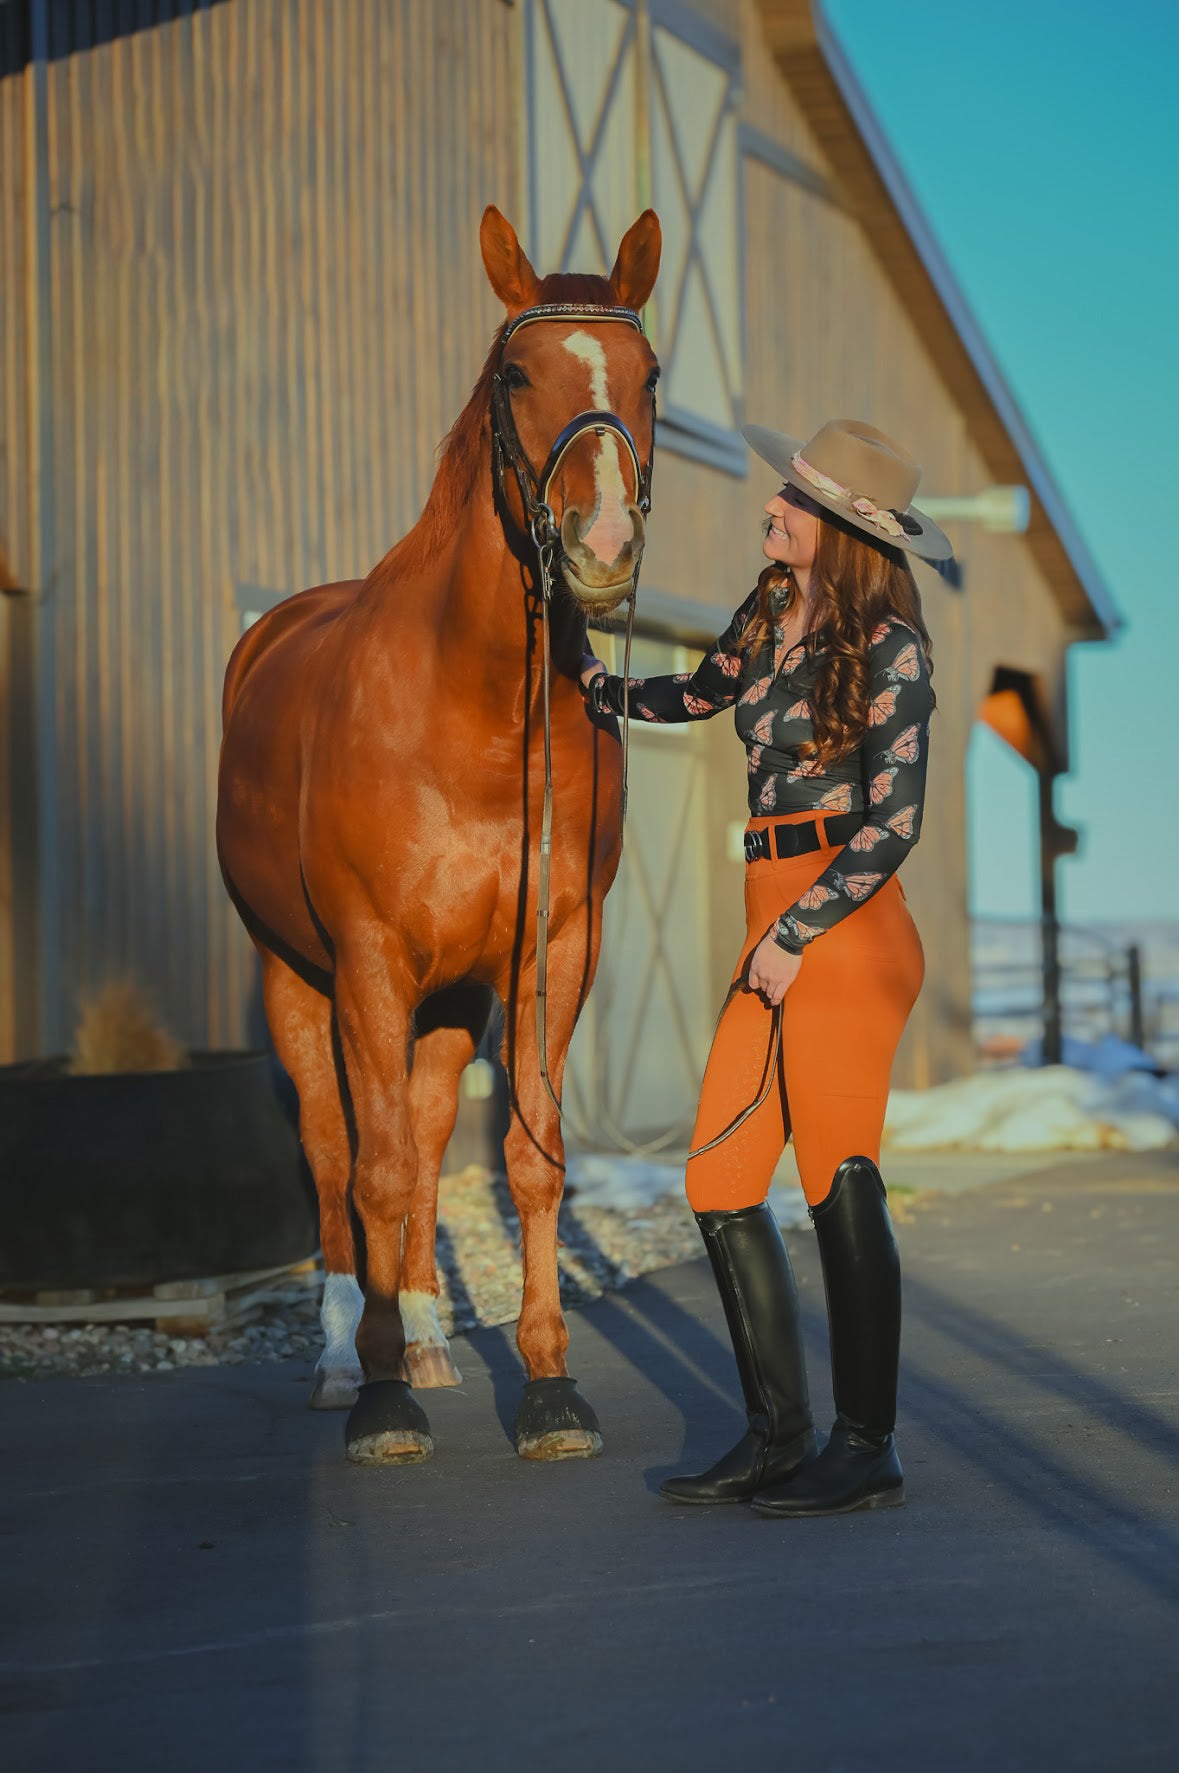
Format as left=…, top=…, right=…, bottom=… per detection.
left=744, top=810, right=862, bottom=863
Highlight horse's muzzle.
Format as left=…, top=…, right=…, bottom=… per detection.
left=560, top=505, right=645, bottom=613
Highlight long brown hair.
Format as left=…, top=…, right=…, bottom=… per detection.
left=740, top=513, right=935, bottom=766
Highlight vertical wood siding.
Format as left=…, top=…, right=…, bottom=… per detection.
left=0, top=67, right=29, bottom=1058
left=17, top=0, right=517, bottom=1052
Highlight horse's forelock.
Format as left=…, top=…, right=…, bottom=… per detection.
left=534, top=271, right=618, bottom=306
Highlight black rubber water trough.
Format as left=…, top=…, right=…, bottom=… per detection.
left=0, top=1052, right=318, bottom=1291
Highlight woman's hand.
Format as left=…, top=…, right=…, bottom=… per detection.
left=746, top=932, right=803, bottom=1007
left=580, top=653, right=607, bottom=694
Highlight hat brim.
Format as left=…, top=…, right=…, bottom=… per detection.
left=742, top=424, right=955, bottom=565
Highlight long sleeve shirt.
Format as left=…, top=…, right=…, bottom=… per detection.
left=589, top=588, right=932, bottom=950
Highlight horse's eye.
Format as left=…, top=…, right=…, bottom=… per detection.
left=645, top=368, right=661, bottom=394
left=505, top=363, right=530, bottom=392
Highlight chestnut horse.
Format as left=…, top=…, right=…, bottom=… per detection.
left=216, top=207, right=661, bottom=1463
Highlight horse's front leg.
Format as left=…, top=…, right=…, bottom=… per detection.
left=502, top=937, right=603, bottom=1461
left=333, top=931, right=432, bottom=1465
left=401, top=984, right=495, bottom=1388
left=255, top=947, right=362, bottom=1411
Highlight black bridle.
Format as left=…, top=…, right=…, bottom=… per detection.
left=488, top=302, right=657, bottom=1119
left=490, top=302, right=656, bottom=551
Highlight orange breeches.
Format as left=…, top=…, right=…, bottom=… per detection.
left=685, top=812, right=925, bottom=1213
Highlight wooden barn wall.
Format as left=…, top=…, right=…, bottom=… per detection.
left=0, top=64, right=30, bottom=1061
left=18, top=0, right=517, bottom=1055
left=628, top=0, right=1084, bottom=1087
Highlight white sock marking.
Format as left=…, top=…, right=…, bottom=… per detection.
left=399, top=1290, right=447, bottom=1349
left=317, top=1271, right=364, bottom=1371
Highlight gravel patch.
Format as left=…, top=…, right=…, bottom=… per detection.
left=0, top=1165, right=707, bottom=1382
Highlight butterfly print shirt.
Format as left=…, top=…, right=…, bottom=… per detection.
left=590, top=589, right=932, bottom=948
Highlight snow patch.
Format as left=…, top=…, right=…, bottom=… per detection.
left=884, top=1063, right=1179, bottom=1154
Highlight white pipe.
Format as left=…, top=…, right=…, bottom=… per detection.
left=920, top=485, right=1031, bottom=533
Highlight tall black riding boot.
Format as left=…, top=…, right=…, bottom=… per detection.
left=660, top=1202, right=816, bottom=1505
left=753, top=1157, right=904, bottom=1517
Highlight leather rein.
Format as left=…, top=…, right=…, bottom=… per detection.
left=489, top=302, right=655, bottom=1118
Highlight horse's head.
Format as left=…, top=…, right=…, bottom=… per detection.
left=480, top=206, right=662, bottom=615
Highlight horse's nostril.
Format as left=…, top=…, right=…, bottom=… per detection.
left=562, top=504, right=646, bottom=579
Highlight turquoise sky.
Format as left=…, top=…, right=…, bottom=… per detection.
left=823, top=0, right=1178, bottom=925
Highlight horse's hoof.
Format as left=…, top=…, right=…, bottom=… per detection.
left=310, top=1366, right=364, bottom=1411
left=345, top=1380, right=433, bottom=1466
left=517, top=1428, right=603, bottom=1461
left=514, top=1377, right=603, bottom=1461
left=402, top=1342, right=463, bottom=1389
left=347, top=1429, right=433, bottom=1465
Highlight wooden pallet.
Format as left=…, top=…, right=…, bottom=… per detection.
left=0, top=1256, right=323, bottom=1333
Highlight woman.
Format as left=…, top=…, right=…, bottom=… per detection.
left=581, top=419, right=952, bottom=1517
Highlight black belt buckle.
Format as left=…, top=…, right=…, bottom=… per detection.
left=744, top=828, right=769, bottom=863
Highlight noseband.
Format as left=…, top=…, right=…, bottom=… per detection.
left=489, top=303, right=657, bottom=1121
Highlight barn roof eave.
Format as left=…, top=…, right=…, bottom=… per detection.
left=754, top=0, right=1121, bottom=643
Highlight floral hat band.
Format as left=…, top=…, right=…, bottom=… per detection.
left=789, top=451, right=907, bottom=540
left=741, top=418, right=955, bottom=563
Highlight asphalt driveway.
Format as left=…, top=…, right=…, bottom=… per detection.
left=2, top=1150, right=1177, bottom=1772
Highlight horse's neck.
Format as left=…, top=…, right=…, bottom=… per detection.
left=437, top=494, right=585, bottom=698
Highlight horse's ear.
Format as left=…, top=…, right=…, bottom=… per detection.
left=609, top=210, right=662, bottom=311
left=480, top=206, right=542, bottom=314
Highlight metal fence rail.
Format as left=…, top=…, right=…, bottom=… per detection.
left=972, top=920, right=1179, bottom=1070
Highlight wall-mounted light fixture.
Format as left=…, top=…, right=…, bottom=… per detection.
left=919, top=485, right=1031, bottom=534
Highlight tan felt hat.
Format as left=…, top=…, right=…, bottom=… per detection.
left=742, top=418, right=954, bottom=563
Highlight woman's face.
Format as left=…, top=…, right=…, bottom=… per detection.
left=762, top=483, right=822, bottom=571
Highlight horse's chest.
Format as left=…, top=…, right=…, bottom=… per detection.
left=334, top=704, right=621, bottom=972
left=433, top=766, right=619, bottom=954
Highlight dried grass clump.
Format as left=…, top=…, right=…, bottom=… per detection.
left=68, top=980, right=189, bottom=1076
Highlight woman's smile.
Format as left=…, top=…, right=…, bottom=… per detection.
left=762, top=487, right=820, bottom=577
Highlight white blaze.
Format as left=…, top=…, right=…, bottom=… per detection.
left=565, top=328, right=611, bottom=411
left=563, top=330, right=633, bottom=568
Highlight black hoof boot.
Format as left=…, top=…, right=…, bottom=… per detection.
left=345, top=1379, right=433, bottom=1465
left=660, top=1202, right=815, bottom=1506
left=515, top=1377, right=603, bottom=1461
left=754, top=1157, right=904, bottom=1518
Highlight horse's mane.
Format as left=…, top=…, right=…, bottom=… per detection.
left=378, top=273, right=618, bottom=582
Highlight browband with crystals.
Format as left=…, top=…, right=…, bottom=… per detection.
left=791, top=450, right=907, bottom=540
left=499, top=303, right=645, bottom=345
